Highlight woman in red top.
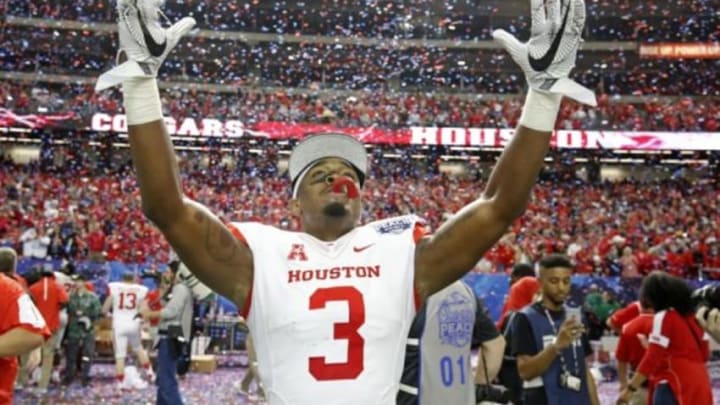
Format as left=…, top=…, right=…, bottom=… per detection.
left=617, top=272, right=713, bottom=405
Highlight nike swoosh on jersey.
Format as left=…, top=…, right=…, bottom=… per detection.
left=353, top=244, right=374, bottom=253
left=528, top=0, right=571, bottom=72
left=136, top=2, right=167, bottom=57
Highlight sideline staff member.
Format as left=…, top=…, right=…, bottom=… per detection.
left=141, top=262, right=193, bottom=405
left=511, top=254, right=600, bottom=405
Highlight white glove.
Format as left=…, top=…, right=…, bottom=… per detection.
left=493, top=0, right=596, bottom=106
left=696, top=306, right=720, bottom=343
left=96, top=0, right=196, bottom=91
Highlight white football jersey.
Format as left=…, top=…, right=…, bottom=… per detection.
left=231, top=215, right=422, bottom=405
left=108, top=282, right=148, bottom=327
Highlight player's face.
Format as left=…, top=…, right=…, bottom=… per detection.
left=293, top=158, right=363, bottom=229
left=540, top=267, right=572, bottom=307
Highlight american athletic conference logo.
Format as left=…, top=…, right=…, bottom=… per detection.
left=438, top=291, right=474, bottom=347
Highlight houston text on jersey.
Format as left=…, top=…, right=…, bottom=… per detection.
left=288, top=265, right=381, bottom=283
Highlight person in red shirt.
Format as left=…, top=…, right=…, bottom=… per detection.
left=86, top=221, right=106, bottom=263
left=615, top=310, right=654, bottom=405
left=497, top=263, right=540, bottom=329
left=27, top=270, right=69, bottom=392
left=0, top=247, right=35, bottom=389
left=607, top=300, right=642, bottom=334
left=0, top=273, right=50, bottom=405
left=617, top=272, right=713, bottom=405
left=703, top=238, right=720, bottom=279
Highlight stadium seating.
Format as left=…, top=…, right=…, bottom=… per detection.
left=1, top=153, right=717, bottom=277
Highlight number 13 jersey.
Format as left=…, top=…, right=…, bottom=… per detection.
left=230, top=215, right=424, bottom=405
left=107, top=282, right=148, bottom=331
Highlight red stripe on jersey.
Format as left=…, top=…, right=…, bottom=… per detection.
left=227, top=224, right=249, bottom=246
left=15, top=324, right=51, bottom=340
left=412, top=220, right=428, bottom=310
left=413, top=222, right=429, bottom=244
left=226, top=223, right=253, bottom=319
left=413, top=287, right=421, bottom=312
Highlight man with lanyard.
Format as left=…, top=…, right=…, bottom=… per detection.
left=511, top=254, right=600, bottom=405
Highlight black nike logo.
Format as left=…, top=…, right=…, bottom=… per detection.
left=135, top=0, right=167, bottom=57
left=528, top=0, right=571, bottom=72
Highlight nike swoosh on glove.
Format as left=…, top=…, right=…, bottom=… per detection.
left=95, top=0, right=195, bottom=91
left=492, top=0, right=596, bottom=106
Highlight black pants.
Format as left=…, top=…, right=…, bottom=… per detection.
left=653, top=383, right=679, bottom=405
left=63, top=333, right=95, bottom=385
left=176, top=337, right=192, bottom=376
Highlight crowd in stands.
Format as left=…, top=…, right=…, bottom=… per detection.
left=1, top=146, right=718, bottom=278
left=5, top=0, right=718, bottom=42
left=1, top=0, right=719, bottom=281
left=2, top=25, right=719, bottom=96
left=2, top=81, right=719, bottom=132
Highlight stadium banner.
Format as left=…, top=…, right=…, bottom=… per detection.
left=91, top=114, right=720, bottom=151
left=639, top=42, right=720, bottom=59
left=3, top=109, right=720, bottom=150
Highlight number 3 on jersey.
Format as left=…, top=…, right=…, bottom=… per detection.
left=308, top=286, right=365, bottom=381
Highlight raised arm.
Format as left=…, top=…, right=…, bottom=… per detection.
left=415, top=126, right=550, bottom=297
left=95, top=2, right=253, bottom=310
left=414, top=0, right=595, bottom=298
left=128, top=120, right=252, bottom=309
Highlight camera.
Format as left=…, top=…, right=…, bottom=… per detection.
left=476, top=384, right=512, bottom=404
left=692, top=284, right=720, bottom=319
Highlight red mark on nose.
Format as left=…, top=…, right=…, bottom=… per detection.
left=330, top=176, right=360, bottom=199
